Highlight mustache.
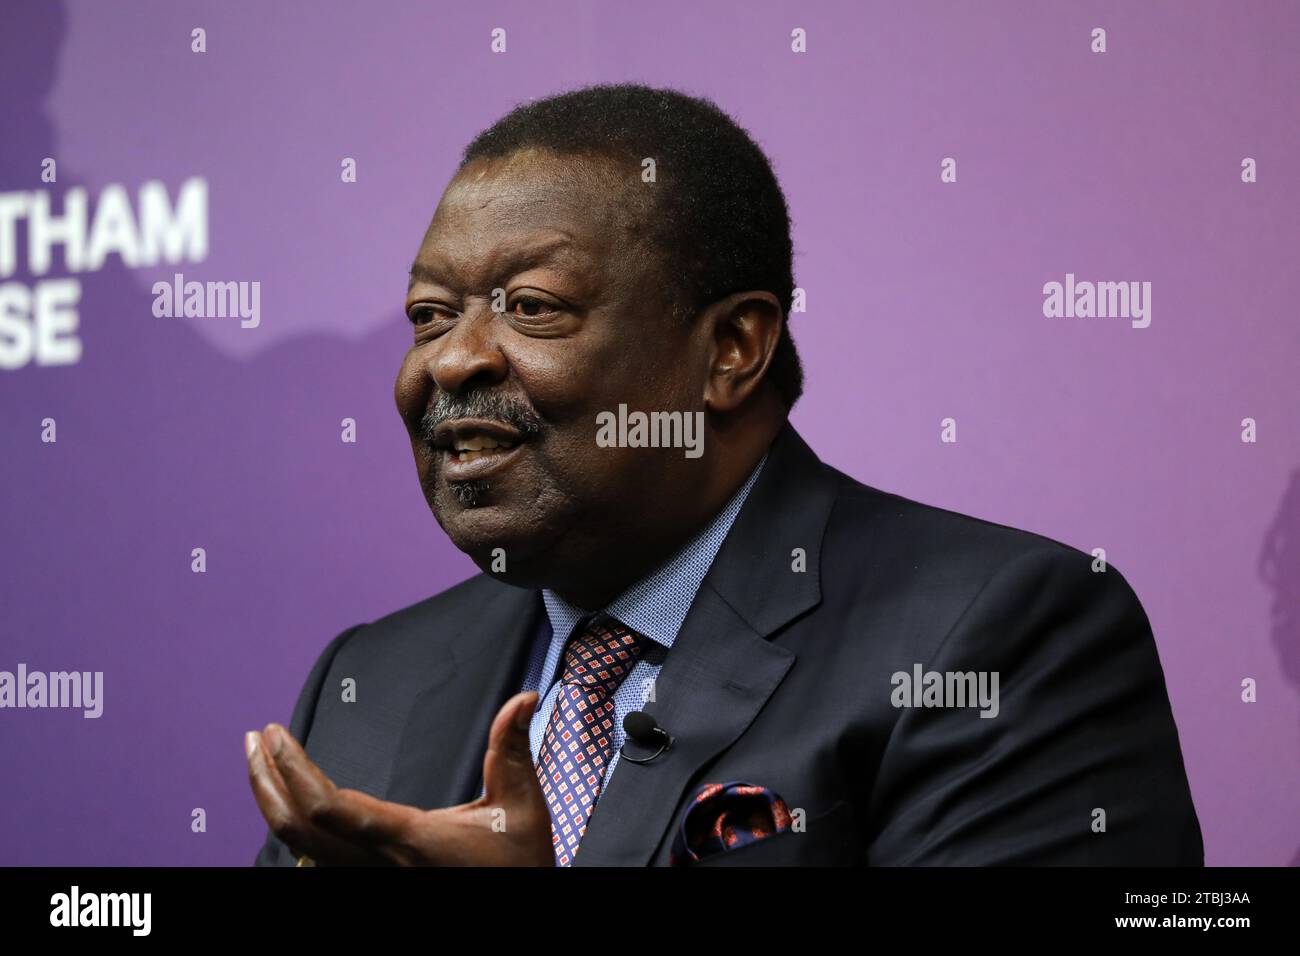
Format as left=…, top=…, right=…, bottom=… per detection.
left=418, top=389, right=546, bottom=444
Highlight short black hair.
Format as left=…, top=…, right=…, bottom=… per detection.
left=459, top=82, right=804, bottom=410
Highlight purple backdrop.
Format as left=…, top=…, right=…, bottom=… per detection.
left=1, top=0, right=1296, bottom=866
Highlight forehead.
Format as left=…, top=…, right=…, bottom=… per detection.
left=413, top=150, right=645, bottom=279
left=442, top=148, right=629, bottom=218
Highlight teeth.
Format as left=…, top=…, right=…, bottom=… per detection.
left=453, top=443, right=515, bottom=463
left=451, top=436, right=515, bottom=453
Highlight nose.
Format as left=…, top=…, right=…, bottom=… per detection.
left=426, top=304, right=508, bottom=395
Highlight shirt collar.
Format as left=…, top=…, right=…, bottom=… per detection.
left=541, top=451, right=768, bottom=650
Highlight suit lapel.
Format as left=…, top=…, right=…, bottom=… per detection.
left=385, top=582, right=542, bottom=810
left=573, top=424, right=838, bottom=865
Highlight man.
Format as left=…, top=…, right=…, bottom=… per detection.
left=248, top=83, right=1202, bottom=866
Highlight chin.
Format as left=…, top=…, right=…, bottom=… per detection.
left=432, top=496, right=554, bottom=580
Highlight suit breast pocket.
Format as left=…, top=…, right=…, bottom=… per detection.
left=693, top=798, right=859, bottom=867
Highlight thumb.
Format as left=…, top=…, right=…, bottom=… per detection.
left=481, top=691, right=542, bottom=806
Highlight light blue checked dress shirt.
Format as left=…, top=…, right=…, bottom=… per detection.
left=518, top=452, right=767, bottom=794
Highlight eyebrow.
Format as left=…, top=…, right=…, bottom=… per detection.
left=407, top=234, right=580, bottom=291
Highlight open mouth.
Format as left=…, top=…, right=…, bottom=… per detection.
left=428, top=418, right=530, bottom=480
left=448, top=434, right=517, bottom=463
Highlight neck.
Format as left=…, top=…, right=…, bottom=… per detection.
left=553, top=411, right=785, bottom=609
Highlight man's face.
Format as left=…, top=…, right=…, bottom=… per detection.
left=396, top=148, right=706, bottom=593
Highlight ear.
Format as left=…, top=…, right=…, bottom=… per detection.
left=702, top=291, right=784, bottom=413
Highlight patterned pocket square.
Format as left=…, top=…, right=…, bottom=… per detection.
left=669, top=780, right=793, bottom=865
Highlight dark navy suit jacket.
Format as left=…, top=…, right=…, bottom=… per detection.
left=254, top=423, right=1203, bottom=866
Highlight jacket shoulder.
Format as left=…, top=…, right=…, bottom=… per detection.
left=334, top=571, right=525, bottom=663
left=366, top=571, right=512, bottom=631
left=823, top=465, right=1109, bottom=575
left=814, top=464, right=1149, bottom=641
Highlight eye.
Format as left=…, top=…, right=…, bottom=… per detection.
left=510, top=296, right=558, bottom=318
left=407, top=305, right=450, bottom=326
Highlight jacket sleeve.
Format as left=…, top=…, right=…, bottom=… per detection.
left=866, top=546, right=1203, bottom=865
left=252, top=624, right=365, bottom=867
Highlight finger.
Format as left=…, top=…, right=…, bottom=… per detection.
left=248, top=729, right=355, bottom=862
left=263, top=727, right=441, bottom=864
left=263, top=722, right=339, bottom=817
left=247, top=730, right=308, bottom=854
left=481, top=691, right=543, bottom=806
left=313, top=787, right=421, bottom=849
left=264, top=724, right=419, bottom=863
left=250, top=726, right=384, bottom=865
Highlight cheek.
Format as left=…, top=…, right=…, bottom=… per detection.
left=502, top=344, right=606, bottom=425
left=507, top=332, right=685, bottom=426
left=393, top=349, right=431, bottom=420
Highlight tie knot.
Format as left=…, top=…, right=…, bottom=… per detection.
left=559, top=615, right=648, bottom=696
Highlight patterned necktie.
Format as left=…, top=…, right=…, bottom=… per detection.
left=536, top=614, right=648, bottom=866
